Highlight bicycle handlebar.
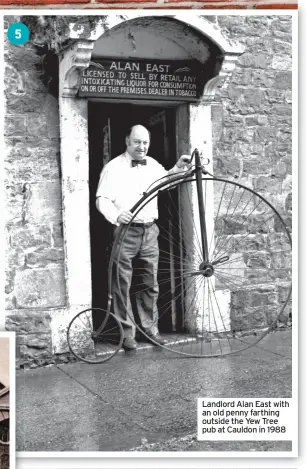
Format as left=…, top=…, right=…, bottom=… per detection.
left=188, top=148, right=210, bottom=166
left=140, top=148, right=211, bottom=195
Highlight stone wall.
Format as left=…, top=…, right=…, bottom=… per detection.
left=212, top=14, right=292, bottom=212
left=4, top=14, right=292, bottom=367
left=4, top=24, right=66, bottom=368
left=211, top=14, right=292, bottom=329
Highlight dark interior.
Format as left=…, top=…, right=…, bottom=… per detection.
left=88, top=101, right=182, bottom=333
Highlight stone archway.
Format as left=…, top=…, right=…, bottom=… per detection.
left=55, top=14, right=244, bottom=353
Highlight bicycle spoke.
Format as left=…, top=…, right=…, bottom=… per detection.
left=67, top=309, right=123, bottom=364
left=212, top=188, right=255, bottom=256
left=207, top=280, right=228, bottom=354
left=179, top=182, right=205, bottom=262
left=112, top=175, right=291, bottom=359
left=212, top=198, right=265, bottom=261
left=212, top=212, right=277, bottom=264
left=209, top=277, right=231, bottom=337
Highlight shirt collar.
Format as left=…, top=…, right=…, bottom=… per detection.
left=124, top=151, right=133, bottom=162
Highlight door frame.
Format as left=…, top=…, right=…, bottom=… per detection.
left=56, top=16, right=244, bottom=353
left=88, top=102, right=180, bottom=331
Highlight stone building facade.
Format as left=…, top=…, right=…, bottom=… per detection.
left=4, top=13, right=293, bottom=368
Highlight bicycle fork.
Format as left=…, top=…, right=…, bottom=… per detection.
left=194, top=149, right=209, bottom=264
left=192, top=149, right=229, bottom=278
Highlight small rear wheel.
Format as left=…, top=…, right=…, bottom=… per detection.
left=67, top=308, right=124, bottom=364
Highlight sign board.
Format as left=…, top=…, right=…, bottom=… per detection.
left=78, top=58, right=205, bottom=102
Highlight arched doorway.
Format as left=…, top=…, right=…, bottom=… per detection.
left=57, top=14, right=244, bottom=352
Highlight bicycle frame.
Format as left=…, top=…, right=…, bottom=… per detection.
left=105, top=149, right=211, bottom=323
left=194, top=149, right=210, bottom=263
left=68, top=150, right=292, bottom=361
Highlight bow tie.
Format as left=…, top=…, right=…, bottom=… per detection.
left=131, top=159, right=147, bottom=167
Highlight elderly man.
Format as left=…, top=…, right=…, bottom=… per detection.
left=96, top=125, right=191, bottom=352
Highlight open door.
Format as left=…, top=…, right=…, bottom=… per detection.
left=147, top=110, right=182, bottom=332
left=88, top=104, right=113, bottom=322
left=88, top=102, right=182, bottom=333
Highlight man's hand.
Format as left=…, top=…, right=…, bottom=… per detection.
left=176, top=155, right=192, bottom=170
left=117, top=210, right=133, bottom=224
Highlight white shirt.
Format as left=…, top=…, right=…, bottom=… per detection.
left=96, top=151, right=183, bottom=225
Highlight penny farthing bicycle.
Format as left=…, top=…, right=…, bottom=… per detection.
left=67, top=149, right=292, bottom=363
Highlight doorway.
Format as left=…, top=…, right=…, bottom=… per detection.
left=88, top=101, right=183, bottom=333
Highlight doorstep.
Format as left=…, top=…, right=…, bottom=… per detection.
left=95, top=332, right=196, bottom=357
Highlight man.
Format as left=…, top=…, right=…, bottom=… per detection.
left=96, top=125, right=191, bottom=352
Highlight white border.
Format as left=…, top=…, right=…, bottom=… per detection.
left=9, top=332, right=16, bottom=469
left=0, top=7, right=300, bottom=468
left=0, top=332, right=16, bottom=469
left=291, top=1, right=299, bottom=462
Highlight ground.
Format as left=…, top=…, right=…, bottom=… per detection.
left=16, top=330, right=292, bottom=452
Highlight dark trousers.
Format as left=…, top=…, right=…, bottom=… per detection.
left=112, top=224, right=160, bottom=338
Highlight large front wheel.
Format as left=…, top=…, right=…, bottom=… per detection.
left=114, top=176, right=292, bottom=358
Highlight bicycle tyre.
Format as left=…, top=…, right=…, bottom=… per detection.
left=67, top=308, right=124, bottom=364
left=113, top=175, right=292, bottom=358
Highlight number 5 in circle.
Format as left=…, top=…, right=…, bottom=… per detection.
left=7, top=23, right=30, bottom=46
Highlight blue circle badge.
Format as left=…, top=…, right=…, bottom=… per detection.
left=7, top=23, right=30, bottom=46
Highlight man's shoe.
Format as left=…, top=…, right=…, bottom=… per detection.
left=123, top=337, right=137, bottom=352
left=146, top=333, right=168, bottom=346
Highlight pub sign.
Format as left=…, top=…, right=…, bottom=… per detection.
left=78, top=58, right=205, bottom=102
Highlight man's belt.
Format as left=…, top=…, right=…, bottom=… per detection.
left=130, top=221, right=155, bottom=228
